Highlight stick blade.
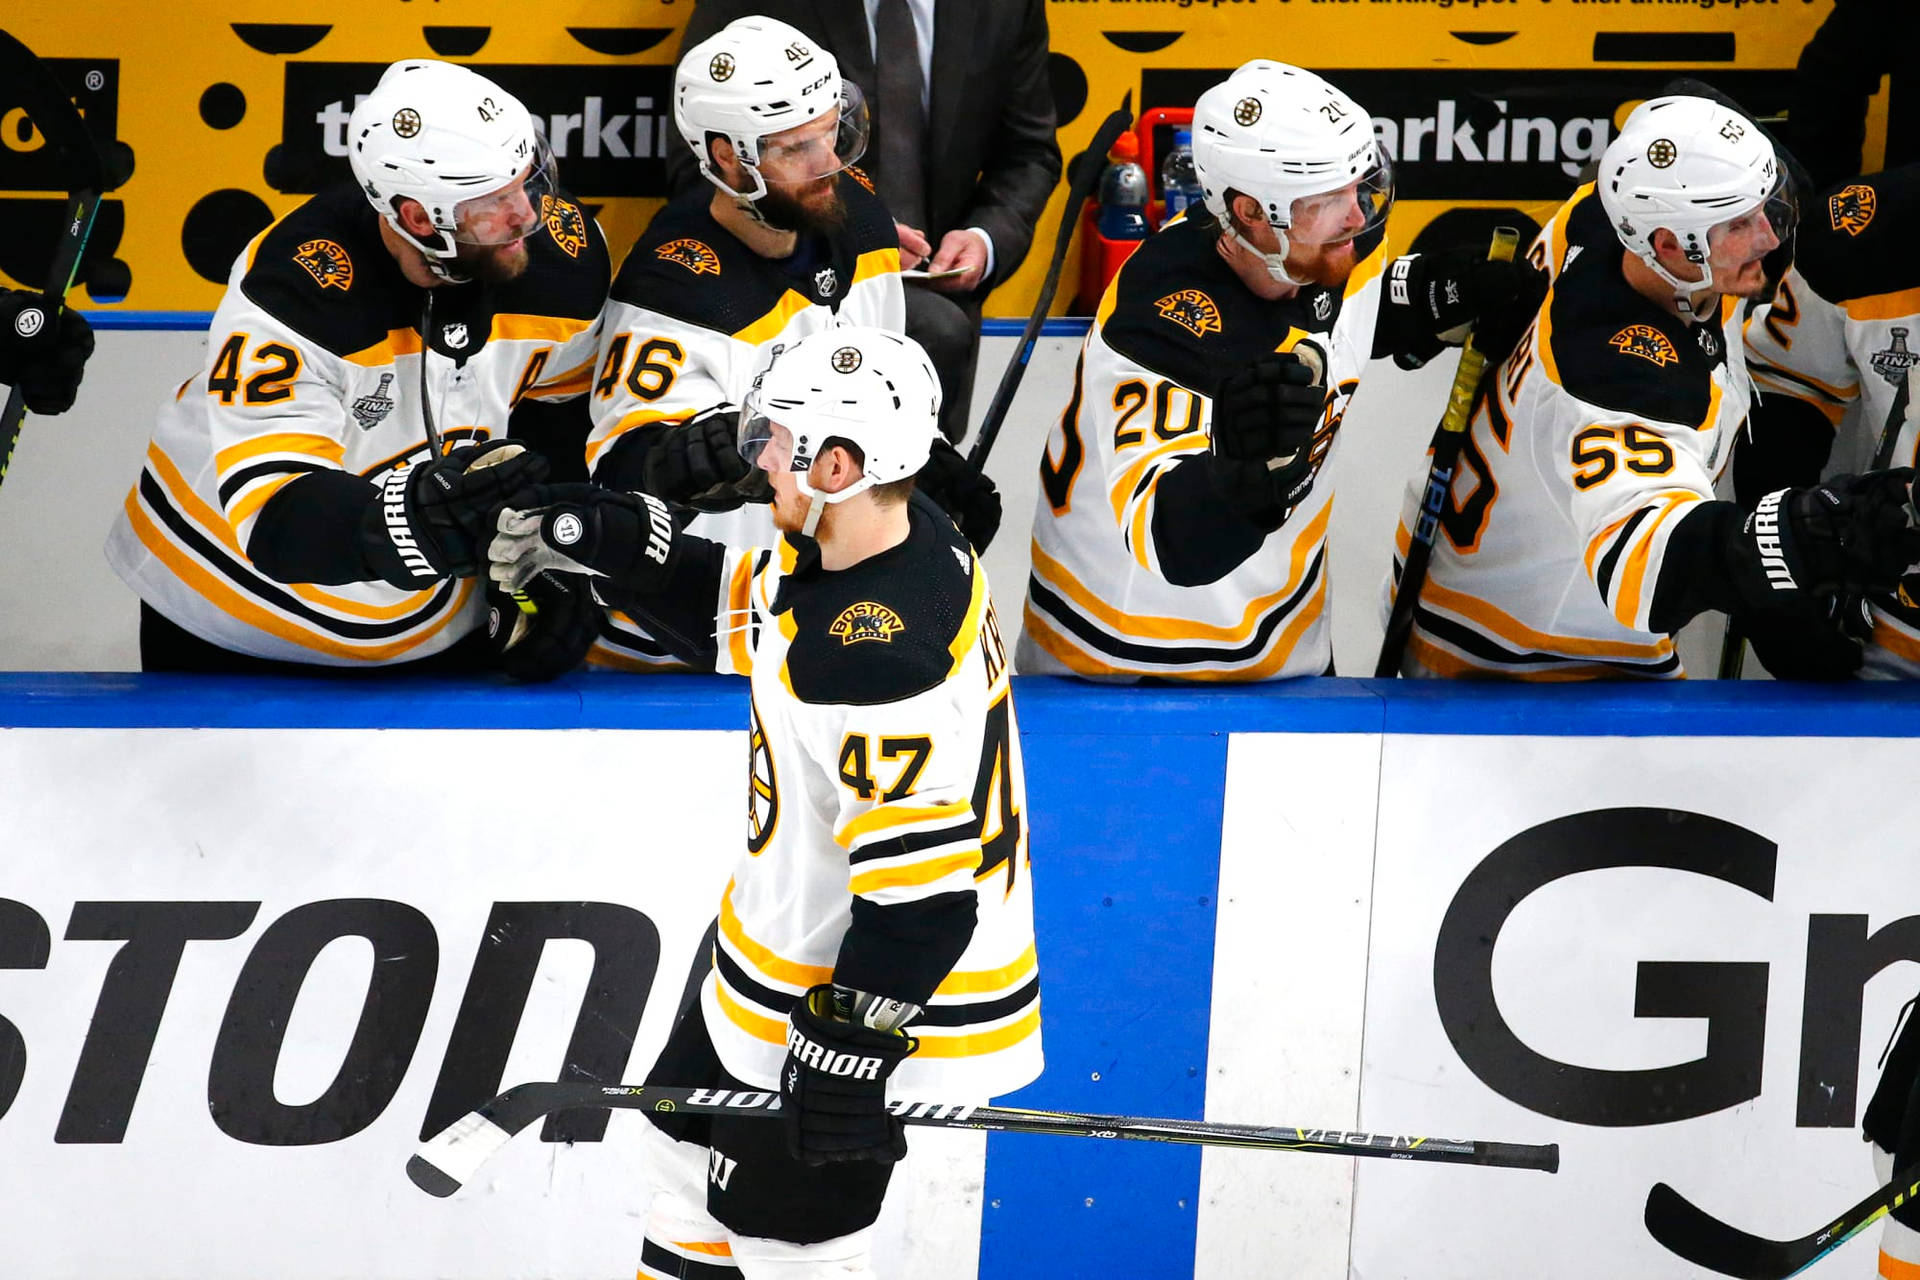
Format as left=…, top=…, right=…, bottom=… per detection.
left=406, top=1153, right=464, bottom=1198
left=407, top=1111, right=518, bottom=1198
left=1644, top=1182, right=1795, bottom=1280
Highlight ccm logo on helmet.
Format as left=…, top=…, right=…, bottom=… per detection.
left=786, top=1026, right=886, bottom=1081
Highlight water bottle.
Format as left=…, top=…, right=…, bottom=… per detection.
left=1161, top=127, right=1202, bottom=220
left=1097, top=131, right=1149, bottom=240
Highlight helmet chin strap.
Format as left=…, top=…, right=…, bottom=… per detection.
left=385, top=214, right=474, bottom=285
left=1226, top=221, right=1309, bottom=289
left=1642, top=246, right=1714, bottom=322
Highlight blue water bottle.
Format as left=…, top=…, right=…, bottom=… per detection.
left=1097, top=131, right=1149, bottom=240
left=1161, top=127, right=1201, bottom=219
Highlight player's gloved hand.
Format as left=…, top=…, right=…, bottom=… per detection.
left=0, top=290, right=95, bottom=415
left=916, top=438, right=1001, bottom=552
left=1209, top=351, right=1322, bottom=527
left=1384, top=248, right=1542, bottom=371
left=483, top=570, right=602, bottom=683
left=1741, top=471, right=1920, bottom=602
left=780, top=984, right=918, bottom=1167
left=489, top=483, right=680, bottom=596
left=638, top=407, right=761, bottom=513
left=1744, top=596, right=1867, bottom=682
left=359, top=440, right=549, bottom=587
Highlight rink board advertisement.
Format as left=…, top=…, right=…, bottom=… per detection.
left=0, top=1, right=1851, bottom=315
left=4, top=676, right=1920, bottom=1279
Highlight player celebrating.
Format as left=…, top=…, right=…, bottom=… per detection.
left=1386, top=95, right=1920, bottom=679
left=489, top=326, right=1038, bottom=1278
left=1740, top=164, right=1920, bottom=678
left=104, top=59, right=610, bottom=677
left=586, top=15, right=998, bottom=671
left=1020, top=59, right=1518, bottom=680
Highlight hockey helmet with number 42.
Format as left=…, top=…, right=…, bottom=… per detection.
left=738, top=326, right=941, bottom=507
left=348, top=60, right=558, bottom=275
left=675, top=16, right=871, bottom=203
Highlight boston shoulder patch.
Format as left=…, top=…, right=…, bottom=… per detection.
left=1155, top=288, right=1222, bottom=338
left=1829, top=184, right=1878, bottom=237
left=843, top=164, right=876, bottom=194
left=1609, top=323, right=1678, bottom=367
left=656, top=238, right=722, bottom=276
left=294, top=238, right=353, bottom=291
left=542, top=194, right=588, bottom=259
left=829, top=601, right=905, bottom=645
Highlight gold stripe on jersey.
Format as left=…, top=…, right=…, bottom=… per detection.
left=1605, top=494, right=1698, bottom=631
left=718, top=882, right=833, bottom=989
left=226, top=473, right=302, bottom=528
left=343, top=328, right=426, bottom=368
left=713, top=978, right=790, bottom=1046
left=912, top=1006, right=1041, bottom=1058
left=944, top=560, right=990, bottom=677
left=520, top=355, right=597, bottom=401
left=1419, top=576, right=1675, bottom=664
left=1109, top=436, right=1205, bottom=539
left=729, top=247, right=902, bottom=347
left=1871, top=612, right=1920, bottom=665
left=935, top=941, right=1039, bottom=997
left=1843, top=286, right=1920, bottom=323
left=1406, top=632, right=1659, bottom=681
left=488, top=312, right=593, bottom=346
left=836, top=798, right=973, bottom=850
left=725, top=555, right=756, bottom=674
left=1878, top=1250, right=1920, bottom=1280
left=213, top=431, right=346, bottom=473
left=584, top=405, right=689, bottom=469
left=1746, top=357, right=1854, bottom=424
left=847, top=848, right=983, bottom=897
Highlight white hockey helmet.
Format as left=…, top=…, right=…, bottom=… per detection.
left=348, top=60, right=557, bottom=276
left=1598, top=95, right=1794, bottom=314
left=1191, top=60, right=1393, bottom=284
left=675, top=16, right=871, bottom=203
left=739, top=326, right=940, bottom=532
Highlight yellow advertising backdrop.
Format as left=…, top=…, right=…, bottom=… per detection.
left=0, top=1, right=1874, bottom=317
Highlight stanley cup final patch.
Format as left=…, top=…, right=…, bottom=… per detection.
left=829, top=601, right=905, bottom=645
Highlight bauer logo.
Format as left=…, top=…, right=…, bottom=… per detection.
left=1140, top=68, right=1794, bottom=201
left=279, top=62, right=675, bottom=198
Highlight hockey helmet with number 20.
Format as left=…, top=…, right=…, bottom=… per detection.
left=348, top=60, right=558, bottom=277
left=739, top=327, right=940, bottom=529
left=1599, top=95, right=1795, bottom=316
left=676, top=16, right=871, bottom=203
left=1191, top=60, right=1393, bottom=280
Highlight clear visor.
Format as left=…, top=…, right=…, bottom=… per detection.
left=738, top=405, right=780, bottom=470
left=451, top=134, right=560, bottom=246
left=755, top=81, right=870, bottom=183
left=1282, top=151, right=1396, bottom=249
left=1707, top=169, right=1797, bottom=253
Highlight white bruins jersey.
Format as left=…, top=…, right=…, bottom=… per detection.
left=632, top=494, right=1040, bottom=1099
left=586, top=170, right=903, bottom=671
left=1743, top=165, right=1920, bottom=678
left=1390, top=187, right=1751, bottom=679
left=1020, top=210, right=1385, bottom=681
left=105, top=184, right=608, bottom=665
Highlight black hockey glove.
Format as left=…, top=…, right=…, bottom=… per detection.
left=636, top=407, right=765, bottom=513
left=1737, top=471, right=1920, bottom=605
left=1381, top=249, right=1542, bottom=371
left=359, top=440, right=549, bottom=587
left=1208, top=351, right=1323, bottom=527
left=484, top=570, right=602, bottom=683
left=0, top=289, right=94, bottom=415
left=1745, top=594, right=1868, bottom=682
left=916, top=438, right=1002, bottom=552
left=489, top=483, right=682, bottom=597
left=780, top=984, right=918, bottom=1166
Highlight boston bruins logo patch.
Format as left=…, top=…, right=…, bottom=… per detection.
left=1155, top=289, right=1222, bottom=338
left=1830, top=184, right=1877, bottom=237
left=746, top=701, right=778, bottom=854
left=293, top=238, right=353, bottom=291
left=843, top=164, right=876, bottom=194
left=541, top=194, right=588, bottom=259
left=1610, top=324, right=1679, bottom=367
left=829, top=601, right=905, bottom=646
left=656, top=238, right=721, bottom=276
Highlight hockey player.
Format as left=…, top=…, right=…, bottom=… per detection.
left=488, top=326, right=1038, bottom=1278
left=1386, top=95, right=1920, bottom=679
left=1019, top=59, right=1521, bottom=680
left=586, top=15, right=999, bottom=672
left=105, top=60, right=610, bottom=677
left=1739, top=164, right=1920, bottom=678
left=1864, top=996, right=1920, bottom=1277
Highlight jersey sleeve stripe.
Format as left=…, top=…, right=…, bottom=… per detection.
left=847, top=849, right=983, bottom=897
left=1418, top=576, right=1676, bottom=661
left=225, top=471, right=310, bottom=531
left=1590, top=506, right=1654, bottom=602
left=1108, top=435, right=1203, bottom=525
left=712, top=978, right=791, bottom=1046
left=722, top=554, right=755, bottom=675
left=517, top=356, right=597, bottom=401
left=584, top=406, right=689, bottom=470
left=935, top=941, right=1039, bottom=997
left=836, top=799, right=974, bottom=850
left=1609, top=496, right=1698, bottom=630
left=213, top=431, right=346, bottom=473
left=217, top=459, right=330, bottom=507
left=910, top=1006, right=1041, bottom=1058
left=718, top=882, right=835, bottom=988
left=944, top=565, right=990, bottom=678
left=847, top=817, right=983, bottom=865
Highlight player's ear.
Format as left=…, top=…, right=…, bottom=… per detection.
left=396, top=197, right=436, bottom=239
left=709, top=135, right=742, bottom=181
left=1228, top=191, right=1262, bottom=234
left=1648, top=227, right=1682, bottom=265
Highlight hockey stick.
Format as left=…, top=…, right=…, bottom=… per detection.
left=1373, top=226, right=1522, bottom=678
left=966, top=97, right=1133, bottom=470
left=0, top=31, right=128, bottom=485
left=1644, top=1162, right=1920, bottom=1279
left=1717, top=615, right=1747, bottom=680
left=407, top=1081, right=1559, bottom=1197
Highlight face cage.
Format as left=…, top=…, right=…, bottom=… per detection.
left=1275, top=152, right=1395, bottom=249
left=750, top=81, right=870, bottom=184
left=448, top=135, right=560, bottom=247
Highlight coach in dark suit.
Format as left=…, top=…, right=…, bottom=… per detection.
left=667, top=0, right=1062, bottom=443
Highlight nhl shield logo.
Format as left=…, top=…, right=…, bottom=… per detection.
left=831, top=345, right=863, bottom=374
left=656, top=238, right=721, bottom=276
left=351, top=373, right=396, bottom=430
left=1155, top=289, right=1222, bottom=338
left=1312, top=290, right=1333, bottom=322
left=1872, top=327, right=1919, bottom=387
left=1610, top=324, right=1679, bottom=367
left=1695, top=326, right=1720, bottom=359
left=829, top=601, right=905, bottom=646
left=293, top=239, right=354, bottom=291
left=1830, top=184, right=1878, bottom=237
left=541, top=194, right=588, bottom=259
left=814, top=266, right=839, bottom=298
left=442, top=322, right=469, bottom=350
